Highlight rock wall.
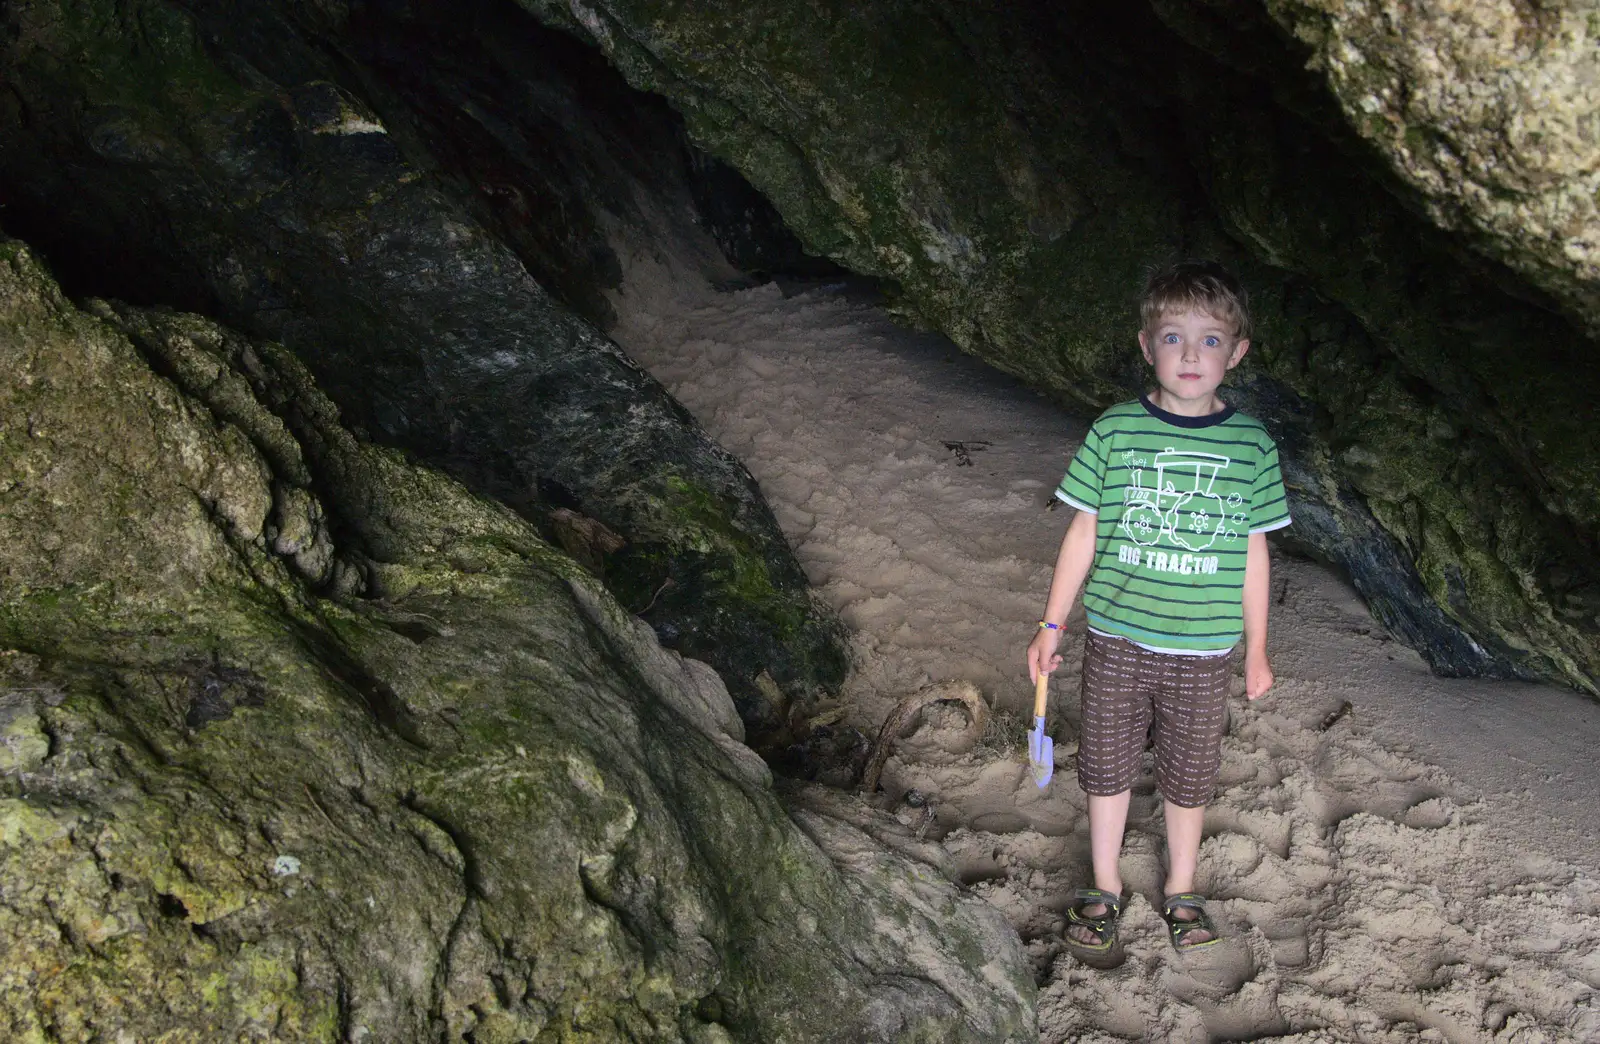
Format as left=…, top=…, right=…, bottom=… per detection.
left=514, top=0, right=1600, bottom=693
left=0, top=0, right=846, bottom=731
left=1257, top=0, right=1600, bottom=337
left=0, top=236, right=1035, bottom=1042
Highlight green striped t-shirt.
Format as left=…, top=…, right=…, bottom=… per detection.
left=1056, top=396, right=1291, bottom=654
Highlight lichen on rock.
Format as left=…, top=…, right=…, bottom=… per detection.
left=0, top=236, right=1034, bottom=1041
left=1259, top=0, right=1600, bottom=336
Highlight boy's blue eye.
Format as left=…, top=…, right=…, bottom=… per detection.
left=1204, top=336, right=1219, bottom=347
left=1164, top=334, right=1179, bottom=343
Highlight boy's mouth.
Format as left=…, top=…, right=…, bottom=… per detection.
left=1178, top=373, right=1202, bottom=380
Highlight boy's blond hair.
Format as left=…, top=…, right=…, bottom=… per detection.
left=1140, top=260, right=1251, bottom=341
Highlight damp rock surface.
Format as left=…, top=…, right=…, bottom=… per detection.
left=1259, top=0, right=1600, bottom=334
left=0, top=236, right=1034, bottom=1042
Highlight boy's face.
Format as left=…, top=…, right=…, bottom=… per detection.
left=1137, top=307, right=1250, bottom=413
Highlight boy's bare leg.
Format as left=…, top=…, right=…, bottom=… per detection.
left=1069, top=791, right=1131, bottom=944
left=1162, top=800, right=1214, bottom=944
left=1089, top=791, right=1131, bottom=895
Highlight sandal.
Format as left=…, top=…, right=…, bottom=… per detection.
left=1161, top=892, right=1221, bottom=951
left=1063, top=888, right=1122, bottom=953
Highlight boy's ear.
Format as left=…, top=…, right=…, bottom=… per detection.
left=1138, top=329, right=1154, bottom=365
left=1227, top=338, right=1251, bottom=369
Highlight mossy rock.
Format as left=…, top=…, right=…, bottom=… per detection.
left=0, top=236, right=1034, bottom=1042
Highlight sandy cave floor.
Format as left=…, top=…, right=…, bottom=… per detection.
left=608, top=259, right=1600, bottom=1044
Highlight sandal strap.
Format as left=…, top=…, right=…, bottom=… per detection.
left=1070, top=887, right=1122, bottom=914
left=1162, top=892, right=1209, bottom=914
left=1161, top=893, right=1220, bottom=949
left=1065, top=888, right=1122, bottom=950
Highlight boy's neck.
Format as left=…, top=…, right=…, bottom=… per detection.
left=1146, top=388, right=1228, bottom=418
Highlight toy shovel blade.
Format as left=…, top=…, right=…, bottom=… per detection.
left=1027, top=672, right=1053, bottom=788
left=1027, top=716, right=1053, bottom=787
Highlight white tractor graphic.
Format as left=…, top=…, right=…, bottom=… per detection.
left=1121, top=449, right=1246, bottom=552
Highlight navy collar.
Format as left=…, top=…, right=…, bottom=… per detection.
left=1140, top=393, right=1236, bottom=429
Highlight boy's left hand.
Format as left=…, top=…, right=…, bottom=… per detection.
left=1244, top=652, right=1274, bottom=701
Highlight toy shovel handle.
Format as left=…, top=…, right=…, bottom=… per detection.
left=1033, top=671, right=1050, bottom=719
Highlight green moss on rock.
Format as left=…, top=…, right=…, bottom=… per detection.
left=0, top=236, right=1035, bottom=1041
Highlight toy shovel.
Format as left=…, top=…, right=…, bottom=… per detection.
left=1028, top=671, right=1053, bottom=788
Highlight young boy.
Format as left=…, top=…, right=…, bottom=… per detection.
left=1027, top=260, right=1289, bottom=953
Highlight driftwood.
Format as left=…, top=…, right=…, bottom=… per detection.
left=861, top=682, right=988, bottom=794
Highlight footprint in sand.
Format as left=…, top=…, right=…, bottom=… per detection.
left=1204, top=805, right=1294, bottom=862
left=1164, top=931, right=1264, bottom=1006
left=1397, top=796, right=1458, bottom=831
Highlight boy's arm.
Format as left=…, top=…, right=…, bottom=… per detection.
left=1027, top=508, right=1098, bottom=682
left=1242, top=530, right=1274, bottom=700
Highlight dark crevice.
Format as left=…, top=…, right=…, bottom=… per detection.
left=289, top=620, right=426, bottom=748
left=182, top=660, right=268, bottom=730
left=156, top=892, right=190, bottom=920
left=398, top=790, right=482, bottom=1033
left=334, top=972, right=354, bottom=1043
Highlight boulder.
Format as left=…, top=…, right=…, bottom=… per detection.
left=1257, top=0, right=1600, bottom=337
left=0, top=235, right=1034, bottom=1042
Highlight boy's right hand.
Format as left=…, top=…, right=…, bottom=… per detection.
left=1027, top=628, right=1064, bottom=683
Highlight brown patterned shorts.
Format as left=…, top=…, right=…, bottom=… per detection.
left=1077, top=631, right=1234, bottom=808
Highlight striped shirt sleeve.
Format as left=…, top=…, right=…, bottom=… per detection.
left=1249, top=441, right=1291, bottom=533
left=1056, top=420, right=1108, bottom=513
